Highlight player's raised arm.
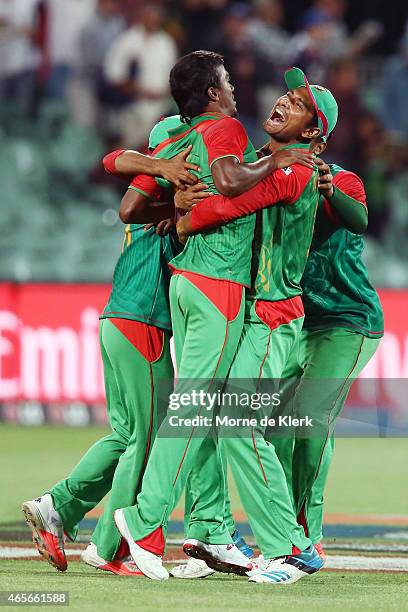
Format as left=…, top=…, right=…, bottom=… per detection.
left=103, top=146, right=200, bottom=188
left=316, top=158, right=368, bottom=234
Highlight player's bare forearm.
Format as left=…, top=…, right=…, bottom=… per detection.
left=113, top=151, right=163, bottom=177
left=211, top=156, right=277, bottom=196
left=120, top=189, right=174, bottom=224
left=211, top=150, right=314, bottom=197
left=104, top=147, right=199, bottom=188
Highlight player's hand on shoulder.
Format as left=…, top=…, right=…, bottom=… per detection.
left=316, top=158, right=334, bottom=197
left=158, top=146, right=200, bottom=189
left=269, top=149, right=315, bottom=172
left=174, top=182, right=208, bottom=212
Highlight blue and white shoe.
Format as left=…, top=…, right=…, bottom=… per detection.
left=248, top=545, right=324, bottom=584
left=231, top=529, right=254, bottom=559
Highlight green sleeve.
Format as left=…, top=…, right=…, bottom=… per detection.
left=328, top=186, right=368, bottom=234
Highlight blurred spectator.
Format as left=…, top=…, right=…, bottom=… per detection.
left=292, top=0, right=382, bottom=83
left=71, top=0, right=125, bottom=126
left=247, top=0, right=293, bottom=76
left=316, top=0, right=383, bottom=57
left=290, top=9, right=338, bottom=83
left=381, top=24, right=408, bottom=142
left=45, top=0, right=96, bottom=99
left=212, top=3, right=263, bottom=143
left=178, top=0, right=229, bottom=53
left=325, top=58, right=365, bottom=167
left=0, top=0, right=40, bottom=107
left=355, top=111, right=390, bottom=241
left=104, top=3, right=177, bottom=148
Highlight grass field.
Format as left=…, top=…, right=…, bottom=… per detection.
left=1, top=426, right=407, bottom=611
left=1, top=425, right=407, bottom=521
left=1, top=561, right=408, bottom=612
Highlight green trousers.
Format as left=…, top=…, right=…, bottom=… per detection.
left=49, top=318, right=172, bottom=560
left=184, top=442, right=236, bottom=541
left=122, top=272, right=245, bottom=548
left=278, top=327, right=381, bottom=544
left=220, top=299, right=311, bottom=559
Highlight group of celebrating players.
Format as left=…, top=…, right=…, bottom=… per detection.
left=22, top=50, right=383, bottom=586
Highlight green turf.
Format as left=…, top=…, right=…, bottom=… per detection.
left=1, top=425, right=407, bottom=523
left=0, top=561, right=407, bottom=612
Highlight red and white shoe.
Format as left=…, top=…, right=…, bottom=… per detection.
left=22, top=494, right=67, bottom=572
left=314, top=542, right=327, bottom=563
left=114, top=509, right=169, bottom=581
left=81, top=542, right=143, bottom=576
left=183, top=539, right=255, bottom=576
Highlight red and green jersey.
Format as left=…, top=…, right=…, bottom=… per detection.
left=154, top=113, right=258, bottom=286
left=190, top=143, right=320, bottom=303
left=100, top=175, right=182, bottom=331
left=301, top=165, right=384, bottom=338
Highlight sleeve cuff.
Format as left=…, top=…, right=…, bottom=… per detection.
left=209, top=154, right=241, bottom=169
left=128, top=186, right=154, bottom=200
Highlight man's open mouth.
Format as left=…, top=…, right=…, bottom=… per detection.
left=270, top=107, right=286, bottom=123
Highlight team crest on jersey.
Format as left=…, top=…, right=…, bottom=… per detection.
left=281, top=167, right=293, bottom=176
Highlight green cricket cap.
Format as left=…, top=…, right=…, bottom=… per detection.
left=148, top=114, right=183, bottom=150
left=284, top=67, right=338, bottom=141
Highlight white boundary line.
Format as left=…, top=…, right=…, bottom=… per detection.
left=1, top=548, right=407, bottom=572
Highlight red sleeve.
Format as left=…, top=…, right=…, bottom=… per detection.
left=191, top=165, right=313, bottom=231
left=323, top=170, right=367, bottom=225
left=102, top=149, right=125, bottom=175
left=333, top=171, right=367, bottom=208
left=202, top=118, right=248, bottom=167
left=128, top=175, right=166, bottom=201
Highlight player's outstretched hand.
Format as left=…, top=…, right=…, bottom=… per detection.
left=270, top=149, right=315, bottom=170
left=158, top=146, right=200, bottom=188
left=174, top=183, right=208, bottom=212
left=316, top=158, right=334, bottom=197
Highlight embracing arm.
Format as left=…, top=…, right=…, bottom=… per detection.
left=177, top=166, right=307, bottom=241
left=103, top=146, right=199, bottom=188
left=316, top=159, right=368, bottom=234
left=119, top=175, right=173, bottom=224
left=119, top=191, right=173, bottom=224
left=204, top=117, right=314, bottom=197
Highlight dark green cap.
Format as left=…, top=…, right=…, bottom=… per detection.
left=148, top=114, right=183, bottom=150
left=284, top=67, right=338, bottom=141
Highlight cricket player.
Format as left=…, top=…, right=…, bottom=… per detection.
left=276, top=154, right=384, bottom=555
left=175, top=68, right=339, bottom=584
left=112, top=53, right=315, bottom=581
left=21, top=116, right=199, bottom=575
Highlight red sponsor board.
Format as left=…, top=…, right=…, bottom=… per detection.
left=0, top=283, right=110, bottom=403
left=0, top=284, right=407, bottom=406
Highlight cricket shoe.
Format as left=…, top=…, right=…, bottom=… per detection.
left=314, top=542, right=327, bottom=563
left=22, top=494, right=67, bottom=572
left=170, top=557, right=215, bottom=579
left=114, top=509, right=169, bottom=581
left=248, top=545, right=324, bottom=585
left=183, top=538, right=255, bottom=576
left=231, top=529, right=254, bottom=558
left=81, top=542, right=143, bottom=576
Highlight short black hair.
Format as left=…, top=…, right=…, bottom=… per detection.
left=169, top=50, right=224, bottom=122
